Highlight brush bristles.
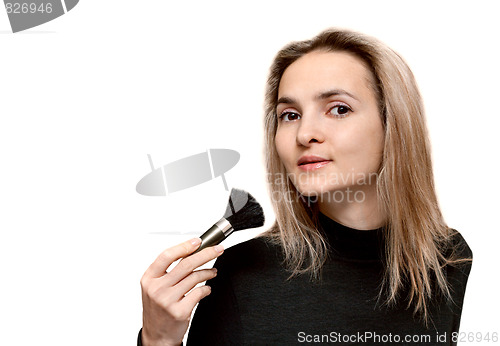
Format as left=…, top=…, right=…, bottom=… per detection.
left=223, top=188, right=265, bottom=231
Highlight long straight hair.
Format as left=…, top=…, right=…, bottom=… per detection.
left=262, top=28, right=470, bottom=325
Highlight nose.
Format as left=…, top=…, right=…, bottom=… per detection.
left=296, top=114, right=326, bottom=147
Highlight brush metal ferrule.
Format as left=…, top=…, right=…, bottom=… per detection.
left=193, top=218, right=234, bottom=254
left=215, top=218, right=233, bottom=237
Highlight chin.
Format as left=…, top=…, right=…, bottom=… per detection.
left=295, top=181, right=376, bottom=206
left=293, top=183, right=340, bottom=197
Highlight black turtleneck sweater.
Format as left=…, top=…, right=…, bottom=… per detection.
left=182, top=214, right=472, bottom=345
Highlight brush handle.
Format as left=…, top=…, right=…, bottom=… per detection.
left=192, top=218, right=233, bottom=255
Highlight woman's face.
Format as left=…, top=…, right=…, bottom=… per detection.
left=275, top=50, right=384, bottom=198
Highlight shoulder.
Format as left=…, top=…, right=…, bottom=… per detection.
left=446, top=228, right=473, bottom=264
left=443, top=228, right=473, bottom=289
left=211, top=236, right=283, bottom=278
left=188, top=237, right=282, bottom=344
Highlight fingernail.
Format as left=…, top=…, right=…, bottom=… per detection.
left=191, top=238, right=201, bottom=246
left=212, top=268, right=218, bottom=274
left=214, top=245, right=224, bottom=254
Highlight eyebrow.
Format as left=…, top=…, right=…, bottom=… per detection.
left=317, top=89, right=359, bottom=101
left=277, top=88, right=359, bottom=106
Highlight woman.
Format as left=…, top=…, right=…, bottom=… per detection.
left=139, top=28, right=472, bottom=345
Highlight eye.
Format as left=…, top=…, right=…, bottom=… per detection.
left=328, top=104, right=352, bottom=118
left=279, top=111, right=301, bottom=122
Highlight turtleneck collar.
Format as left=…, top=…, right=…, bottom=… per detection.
left=318, top=212, right=385, bottom=262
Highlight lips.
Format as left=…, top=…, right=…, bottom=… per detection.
left=297, top=155, right=332, bottom=171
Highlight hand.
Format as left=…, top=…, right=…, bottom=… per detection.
left=140, top=238, right=224, bottom=346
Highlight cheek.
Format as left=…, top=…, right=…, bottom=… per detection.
left=336, top=120, right=384, bottom=171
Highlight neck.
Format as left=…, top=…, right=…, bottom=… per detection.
left=318, top=184, right=386, bottom=230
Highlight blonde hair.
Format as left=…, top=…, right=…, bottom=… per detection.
left=262, top=28, right=471, bottom=325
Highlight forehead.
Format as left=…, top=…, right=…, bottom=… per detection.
left=278, top=50, right=375, bottom=99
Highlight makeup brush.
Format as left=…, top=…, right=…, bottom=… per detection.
left=193, top=188, right=265, bottom=254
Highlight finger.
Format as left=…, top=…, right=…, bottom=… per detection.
left=144, top=238, right=202, bottom=278
left=170, top=268, right=218, bottom=301
left=178, top=285, right=212, bottom=316
left=165, top=245, right=223, bottom=286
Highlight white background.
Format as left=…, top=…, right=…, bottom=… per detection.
left=1, top=1, right=498, bottom=345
